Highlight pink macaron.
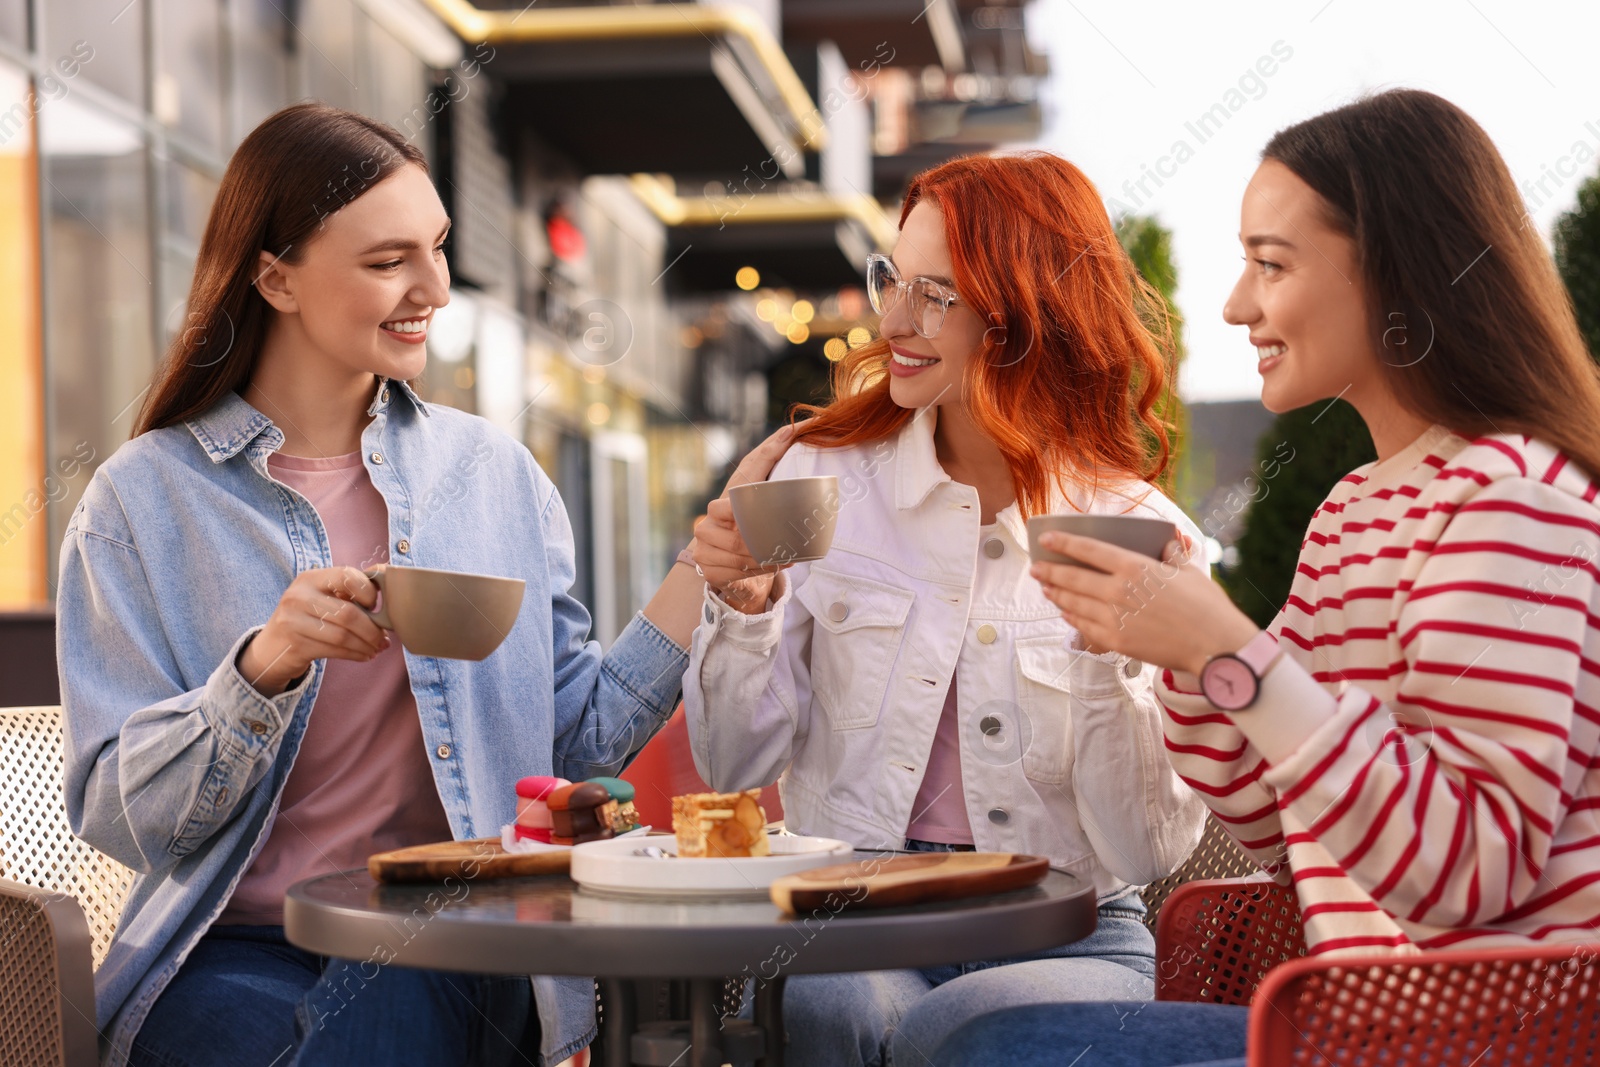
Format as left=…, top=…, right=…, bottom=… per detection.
left=514, top=776, right=569, bottom=842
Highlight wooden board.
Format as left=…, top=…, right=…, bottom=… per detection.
left=770, top=852, right=1049, bottom=914
left=369, top=837, right=571, bottom=883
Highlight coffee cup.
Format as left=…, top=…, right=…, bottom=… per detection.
left=1025, top=514, right=1180, bottom=573
left=363, top=565, right=525, bottom=660
left=727, top=475, right=840, bottom=567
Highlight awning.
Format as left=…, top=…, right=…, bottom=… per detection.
left=629, top=174, right=895, bottom=294
left=420, top=0, right=825, bottom=180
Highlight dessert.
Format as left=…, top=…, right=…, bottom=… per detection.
left=548, top=781, right=620, bottom=845
left=513, top=776, right=570, bottom=843
left=584, top=777, right=642, bottom=833
left=672, top=789, right=770, bottom=858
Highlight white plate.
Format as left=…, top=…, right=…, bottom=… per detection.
left=570, top=834, right=855, bottom=900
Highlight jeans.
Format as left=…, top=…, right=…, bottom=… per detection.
left=126, top=923, right=536, bottom=1067
left=930, top=1001, right=1250, bottom=1067
left=767, top=840, right=1159, bottom=1067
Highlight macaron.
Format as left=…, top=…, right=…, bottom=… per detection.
left=514, top=776, right=569, bottom=843
left=585, top=777, right=641, bottom=832
left=547, top=781, right=620, bottom=845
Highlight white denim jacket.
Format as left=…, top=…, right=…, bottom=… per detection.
left=684, top=413, right=1208, bottom=900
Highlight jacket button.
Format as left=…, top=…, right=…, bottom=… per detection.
left=980, top=715, right=1003, bottom=736
left=371, top=452, right=384, bottom=464
left=827, top=602, right=849, bottom=623
left=983, top=538, right=1005, bottom=559
left=436, top=744, right=451, bottom=759
left=704, top=603, right=716, bottom=624
left=976, top=623, right=997, bottom=644
left=1124, top=658, right=1143, bottom=677
left=381, top=388, right=390, bottom=403
left=397, top=538, right=410, bottom=554
left=987, top=807, right=1009, bottom=824
left=248, top=720, right=267, bottom=736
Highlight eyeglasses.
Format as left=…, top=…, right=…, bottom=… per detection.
left=866, top=253, right=962, bottom=339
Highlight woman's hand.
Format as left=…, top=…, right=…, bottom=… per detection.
left=237, top=566, right=389, bottom=696
left=687, top=424, right=797, bottom=615
left=1030, top=532, right=1259, bottom=675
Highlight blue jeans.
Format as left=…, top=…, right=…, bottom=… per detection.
left=931, top=1001, right=1249, bottom=1066
left=767, top=840, right=1159, bottom=1067
left=127, top=923, right=536, bottom=1067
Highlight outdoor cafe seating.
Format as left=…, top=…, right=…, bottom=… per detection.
left=5, top=702, right=1599, bottom=1066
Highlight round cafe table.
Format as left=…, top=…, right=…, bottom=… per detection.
left=284, top=853, right=1096, bottom=1067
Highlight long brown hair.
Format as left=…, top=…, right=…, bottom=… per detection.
left=792, top=151, right=1178, bottom=518
left=134, top=103, right=427, bottom=436
left=1263, top=89, right=1600, bottom=475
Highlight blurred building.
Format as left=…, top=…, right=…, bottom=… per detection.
left=0, top=0, right=1046, bottom=656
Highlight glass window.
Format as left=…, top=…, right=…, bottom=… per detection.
left=40, top=96, right=153, bottom=554
left=160, top=159, right=218, bottom=348
left=0, top=0, right=26, bottom=50
left=233, top=0, right=292, bottom=144
left=0, top=62, right=45, bottom=606
left=42, top=0, right=145, bottom=107
left=361, top=16, right=427, bottom=147
left=300, top=0, right=359, bottom=111
left=155, top=0, right=225, bottom=152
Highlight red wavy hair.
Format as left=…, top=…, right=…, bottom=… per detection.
left=792, top=151, right=1178, bottom=518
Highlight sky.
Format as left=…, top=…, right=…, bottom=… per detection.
left=1024, top=0, right=1600, bottom=401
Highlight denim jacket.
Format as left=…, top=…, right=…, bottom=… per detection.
left=57, top=380, right=687, bottom=1066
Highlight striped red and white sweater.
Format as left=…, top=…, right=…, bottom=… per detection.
left=1159, top=424, right=1600, bottom=955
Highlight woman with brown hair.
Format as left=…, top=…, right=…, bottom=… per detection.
left=56, top=102, right=785, bottom=1066
left=684, top=151, right=1209, bottom=1065
left=935, top=88, right=1600, bottom=1067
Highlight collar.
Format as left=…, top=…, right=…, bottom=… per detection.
left=186, top=378, right=427, bottom=464
left=894, top=409, right=951, bottom=510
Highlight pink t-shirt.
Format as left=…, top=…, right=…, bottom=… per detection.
left=216, top=451, right=453, bottom=925
left=905, top=672, right=974, bottom=845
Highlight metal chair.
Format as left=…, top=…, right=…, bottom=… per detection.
left=0, top=705, right=140, bottom=1067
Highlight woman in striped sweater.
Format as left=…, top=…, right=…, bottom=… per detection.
left=931, top=88, right=1600, bottom=1066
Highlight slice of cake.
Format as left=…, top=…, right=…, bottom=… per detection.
left=672, top=789, right=770, bottom=858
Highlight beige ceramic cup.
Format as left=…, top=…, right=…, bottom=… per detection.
left=727, top=475, right=841, bottom=567
left=363, top=565, right=525, bottom=660
left=1025, top=514, right=1179, bottom=573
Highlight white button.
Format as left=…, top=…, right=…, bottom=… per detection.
left=397, top=538, right=410, bottom=554
left=1124, top=658, right=1143, bottom=677
left=977, top=624, right=997, bottom=644
left=436, top=744, right=451, bottom=759
left=371, top=452, right=384, bottom=464
left=987, top=808, right=1009, bottom=824
left=827, top=602, right=849, bottom=623
left=983, top=538, right=1004, bottom=559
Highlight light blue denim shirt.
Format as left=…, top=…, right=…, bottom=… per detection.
left=57, top=380, right=688, bottom=1066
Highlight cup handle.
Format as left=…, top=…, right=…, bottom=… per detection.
left=364, top=567, right=393, bottom=631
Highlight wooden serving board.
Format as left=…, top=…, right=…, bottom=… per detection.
left=769, top=852, right=1049, bottom=914
left=369, top=837, right=571, bottom=883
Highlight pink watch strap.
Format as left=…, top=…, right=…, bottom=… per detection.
left=1235, top=630, right=1281, bottom=676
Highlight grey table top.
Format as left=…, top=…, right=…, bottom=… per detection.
left=284, top=852, right=1098, bottom=978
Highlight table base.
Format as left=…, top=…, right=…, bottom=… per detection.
left=599, top=976, right=788, bottom=1067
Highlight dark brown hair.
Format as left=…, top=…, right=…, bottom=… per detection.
left=134, top=103, right=427, bottom=435
left=1263, top=89, right=1600, bottom=474
left=792, top=151, right=1178, bottom=517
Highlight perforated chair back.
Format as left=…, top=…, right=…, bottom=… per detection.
left=0, top=706, right=137, bottom=970
left=1249, top=940, right=1600, bottom=1066
left=1140, top=815, right=1265, bottom=931
left=1156, top=877, right=1307, bottom=1004
left=0, top=878, right=99, bottom=1067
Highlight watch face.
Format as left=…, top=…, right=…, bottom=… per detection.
left=1202, top=655, right=1257, bottom=711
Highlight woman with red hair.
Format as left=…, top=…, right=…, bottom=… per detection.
left=683, top=151, right=1209, bottom=1065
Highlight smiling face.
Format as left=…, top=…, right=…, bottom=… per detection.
left=881, top=200, right=989, bottom=411
left=1223, top=160, right=1377, bottom=414
left=256, top=163, right=451, bottom=383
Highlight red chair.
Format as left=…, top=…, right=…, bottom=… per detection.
left=1155, top=861, right=1600, bottom=1064
left=620, top=705, right=782, bottom=830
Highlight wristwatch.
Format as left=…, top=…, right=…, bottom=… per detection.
left=1199, top=631, right=1282, bottom=711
